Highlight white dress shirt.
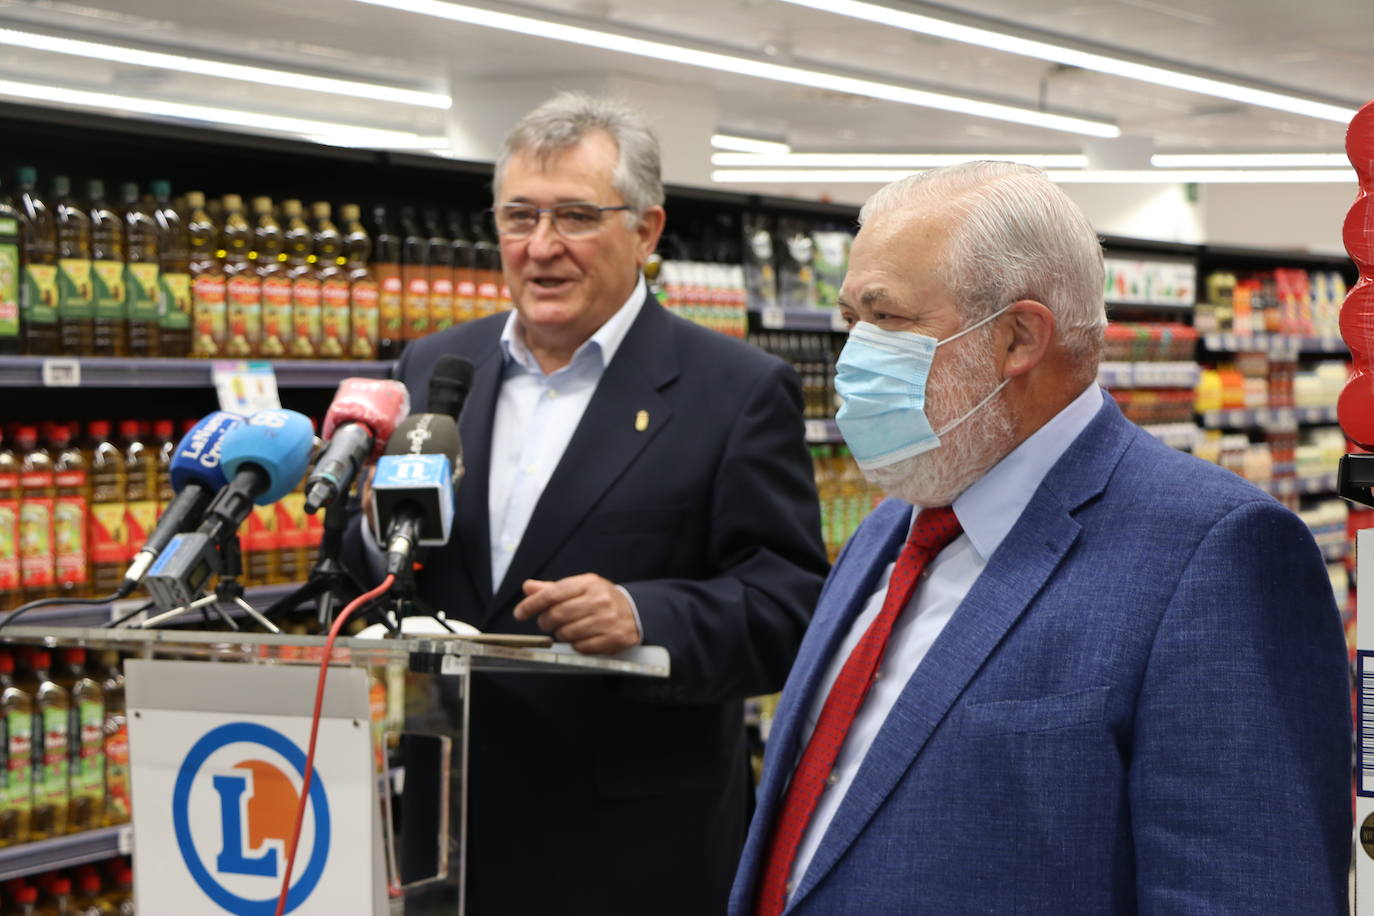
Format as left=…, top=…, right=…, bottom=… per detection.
left=487, top=278, right=645, bottom=591
left=785, top=382, right=1104, bottom=900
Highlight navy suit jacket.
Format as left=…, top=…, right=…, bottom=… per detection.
left=731, top=396, right=1351, bottom=914
left=353, top=295, right=828, bottom=914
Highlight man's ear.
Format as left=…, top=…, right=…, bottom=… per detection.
left=635, top=206, right=667, bottom=263
left=1001, top=300, right=1055, bottom=379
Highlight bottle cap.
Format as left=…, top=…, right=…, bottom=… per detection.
left=222, top=194, right=243, bottom=212
left=153, top=419, right=175, bottom=439
left=15, top=166, right=36, bottom=186
left=118, top=419, right=141, bottom=441
left=52, top=175, right=70, bottom=197
left=52, top=877, right=71, bottom=896
left=121, top=182, right=140, bottom=204
left=150, top=179, right=172, bottom=199
left=87, top=420, right=111, bottom=441
left=14, top=426, right=36, bottom=449
left=65, top=648, right=85, bottom=665
left=312, top=201, right=331, bottom=218
left=88, top=179, right=105, bottom=201
left=0, top=654, right=13, bottom=674
left=185, top=190, right=206, bottom=209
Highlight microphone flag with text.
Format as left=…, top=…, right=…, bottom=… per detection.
left=144, top=409, right=315, bottom=612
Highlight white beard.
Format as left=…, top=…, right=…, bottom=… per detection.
left=862, top=326, right=1015, bottom=508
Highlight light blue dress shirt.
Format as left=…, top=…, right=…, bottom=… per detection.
left=786, top=382, right=1104, bottom=899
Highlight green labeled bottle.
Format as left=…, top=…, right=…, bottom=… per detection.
left=56, top=648, right=103, bottom=834
left=0, top=178, right=23, bottom=354
left=25, top=649, right=68, bottom=840
left=0, top=651, right=33, bottom=847
left=15, top=168, right=58, bottom=356
left=152, top=180, right=191, bottom=357
left=88, top=180, right=126, bottom=357
left=98, top=651, right=128, bottom=827
left=121, top=182, right=159, bottom=358
left=52, top=176, right=93, bottom=356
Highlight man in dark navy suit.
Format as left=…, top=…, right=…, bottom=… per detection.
left=354, top=92, right=827, bottom=914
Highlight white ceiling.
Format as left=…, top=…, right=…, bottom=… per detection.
left=0, top=0, right=1368, bottom=171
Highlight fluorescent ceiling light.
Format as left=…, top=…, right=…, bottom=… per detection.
left=0, top=27, right=449, bottom=109
left=1153, top=152, right=1349, bottom=168
left=712, top=168, right=1358, bottom=184
left=0, top=78, right=442, bottom=148
left=355, top=0, right=1121, bottom=138
left=711, top=134, right=792, bottom=154
left=712, top=151, right=1088, bottom=167
left=777, top=0, right=1357, bottom=124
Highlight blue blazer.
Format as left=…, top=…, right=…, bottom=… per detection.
left=731, top=396, right=1351, bottom=914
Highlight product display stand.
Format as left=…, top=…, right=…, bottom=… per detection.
left=261, top=497, right=373, bottom=631
left=0, top=624, right=669, bottom=915
left=136, top=534, right=281, bottom=633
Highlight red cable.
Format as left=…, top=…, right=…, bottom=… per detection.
left=274, top=574, right=395, bottom=916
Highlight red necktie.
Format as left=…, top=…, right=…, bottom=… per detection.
left=754, top=506, right=963, bottom=916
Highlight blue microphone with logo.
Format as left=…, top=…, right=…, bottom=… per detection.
left=145, top=410, right=316, bottom=613
left=119, top=410, right=244, bottom=596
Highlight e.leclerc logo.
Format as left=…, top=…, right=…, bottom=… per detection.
left=173, top=722, right=331, bottom=915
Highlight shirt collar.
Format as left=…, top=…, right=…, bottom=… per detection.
left=949, top=383, right=1104, bottom=560
left=499, top=275, right=647, bottom=378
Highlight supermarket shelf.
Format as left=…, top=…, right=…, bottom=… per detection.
left=0, top=582, right=305, bottom=630
left=754, top=306, right=846, bottom=333
left=0, top=825, right=130, bottom=883
left=1201, top=333, right=1348, bottom=355
left=0, top=356, right=393, bottom=389
left=1199, top=405, right=1339, bottom=429
left=1253, top=472, right=1340, bottom=497
left=804, top=418, right=843, bottom=444
left=1098, top=361, right=1200, bottom=389
left=1140, top=423, right=1200, bottom=450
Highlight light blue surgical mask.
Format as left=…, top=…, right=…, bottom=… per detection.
left=835, top=306, right=1011, bottom=471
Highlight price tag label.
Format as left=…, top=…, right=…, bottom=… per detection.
left=830, top=311, right=849, bottom=333
left=212, top=361, right=281, bottom=414
left=804, top=419, right=828, bottom=442
left=117, top=824, right=134, bottom=856
left=440, top=654, right=467, bottom=676
left=760, top=305, right=785, bottom=330
left=41, top=358, right=81, bottom=387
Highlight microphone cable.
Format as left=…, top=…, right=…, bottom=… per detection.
left=0, top=586, right=134, bottom=630
left=274, top=573, right=396, bottom=916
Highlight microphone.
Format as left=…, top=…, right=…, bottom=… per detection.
left=304, top=378, right=410, bottom=514
left=119, top=410, right=244, bottom=594
left=145, top=410, right=315, bottom=612
left=373, top=413, right=462, bottom=578
left=428, top=354, right=475, bottom=422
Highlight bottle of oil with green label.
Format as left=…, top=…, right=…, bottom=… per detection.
left=0, top=432, right=20, bottom=609
left=88, top=180, right=126, bottom=357
left=52, top=176, right=93, bottom=356
left=15, top=168, right=58, bottom=356
left=121, top=183, right=159, bottom=358
left=98, top=651, right=128, bottom=827
left=49, top=425, right=89, bottom=599
left=187, top=191, right=225, bottom=358
left=253, top=197, right=290, bottom=358
left=314, top=201, right=349, bottom=359
left=284, top=200, right=321, bottom=358
left=55, top=649, right=102, bottom=833
left=152, top=180, right=191, bottom=358
left=223, top=195, right=262, bottom=358
left=24, top=649, right=68, bottom=840
left=86, top=422, right=127, bottom=598
left=0, top=177, right=24, bottom=354
left=15, top=427, right=55, bottom=602
left=0, top=651, right=33, bottom=846
left=343, top=204, right=379, bottom=360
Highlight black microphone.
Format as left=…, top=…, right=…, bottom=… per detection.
left=374, top=414, right=462, bottom=577
left=428, top=354, right=475, bottom=421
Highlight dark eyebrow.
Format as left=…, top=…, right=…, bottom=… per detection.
left=860, top=288, right=894, bottom=309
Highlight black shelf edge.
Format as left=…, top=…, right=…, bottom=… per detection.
left=0, top=356, right=393, bottom=389
left=1198, top=244, right=1354, bottom=271
left=1100, top=235, right=1201, bottom=259
left=0, top=825, right=129, bottom=883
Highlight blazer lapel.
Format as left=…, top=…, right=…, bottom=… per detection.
left=451, top=344, right=503, bottom=610
left=787, top=395, right=1136, bottom=910
left=485, top=296, right=679, bottom=623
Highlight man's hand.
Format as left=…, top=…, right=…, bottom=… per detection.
left=512, top=573, right=642, bottom=655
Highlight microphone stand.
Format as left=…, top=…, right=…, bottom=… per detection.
left=138, top=534, right=280, bottom=633
left=261, top=496, right=390, bottom=632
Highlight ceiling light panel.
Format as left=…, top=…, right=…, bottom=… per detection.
left=711, top=152, right=1089, bottom=168
left=712, top=168, right=1358, bottom=184
left=0, top=26, right=449, bottom=108
left=354, top=0, right=1122, bottom=138
left=711, top=134, right=792, bottom=154
left=776, top=0, right=1357, bottom=123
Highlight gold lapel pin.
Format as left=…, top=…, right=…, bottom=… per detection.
left=635, top=410, right=650, bottom=432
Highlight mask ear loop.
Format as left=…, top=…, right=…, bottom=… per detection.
left=935, top=302, right=1012, bottom=348
left=934, top=377, right=1010, bottom=438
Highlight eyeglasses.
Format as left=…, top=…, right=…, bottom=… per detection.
left=489, top=202, right=632, bottom=239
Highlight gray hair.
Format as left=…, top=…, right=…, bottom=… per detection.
left=494, top=91, right=664, bottom=221
left=859, top=161, right=1107, bottom=380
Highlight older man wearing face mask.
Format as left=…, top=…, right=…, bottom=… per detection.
left=730, top=161, right=1352, bottom=916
